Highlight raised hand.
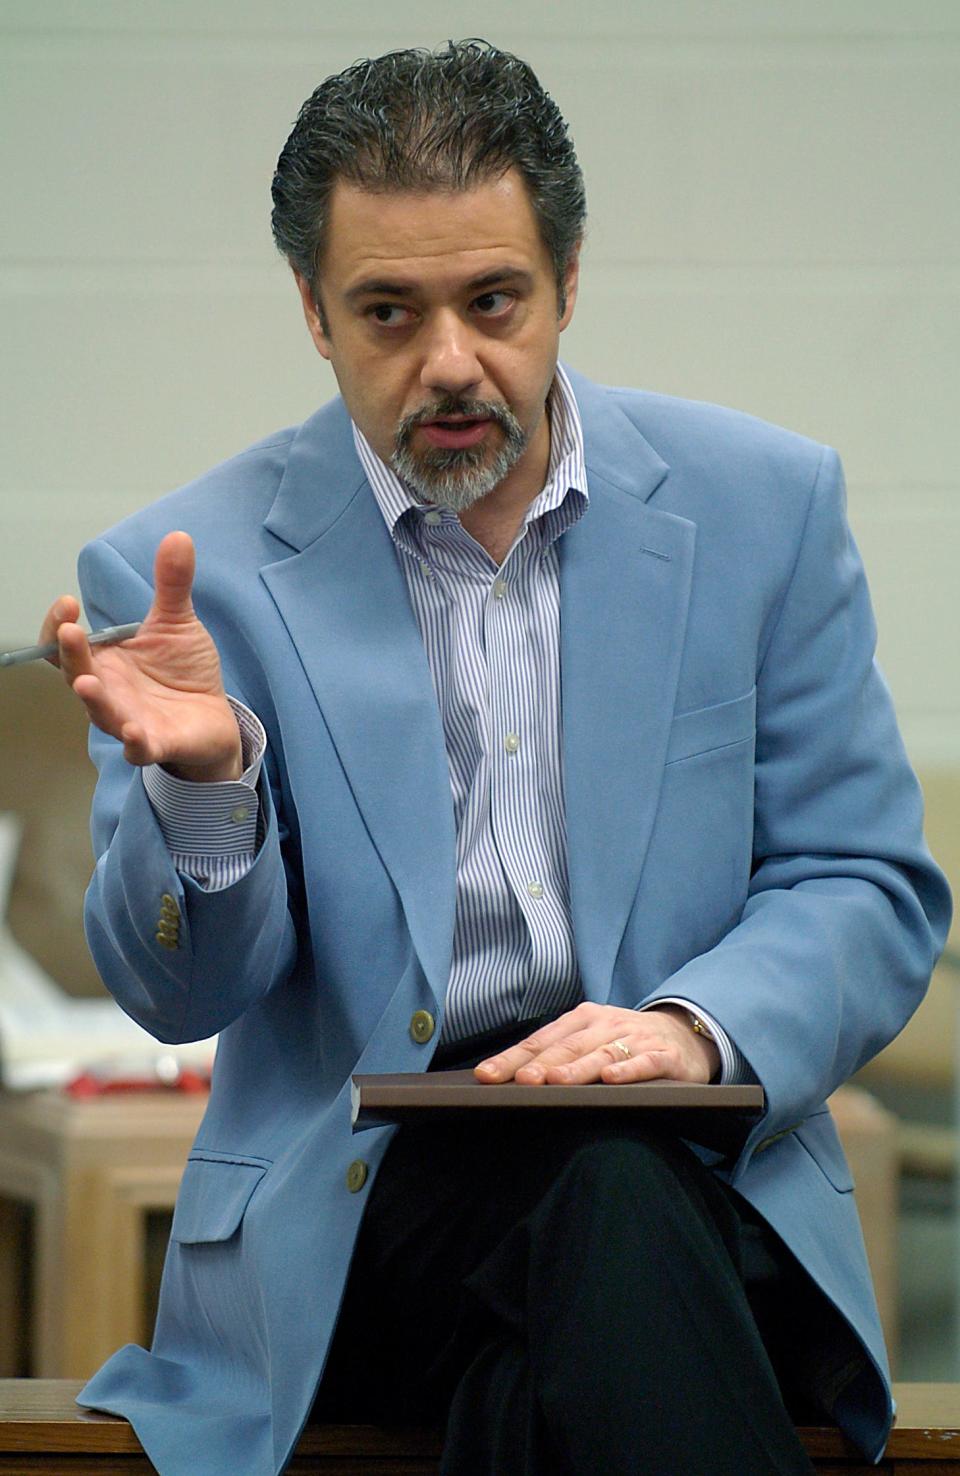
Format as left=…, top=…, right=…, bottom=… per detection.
left=41, top=531, right=242, bottom=782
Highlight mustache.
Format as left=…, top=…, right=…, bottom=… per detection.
left=396, top=396, right=522, bottom=443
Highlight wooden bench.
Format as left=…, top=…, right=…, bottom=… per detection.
left=1, top=1381, right=960, bottom=1473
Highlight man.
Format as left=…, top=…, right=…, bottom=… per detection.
left=44, top=40, right=949, bottom=1476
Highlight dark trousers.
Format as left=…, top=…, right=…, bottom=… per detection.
left=313, top=1031, right=851, bottom=1474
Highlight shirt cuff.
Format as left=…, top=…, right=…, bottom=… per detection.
left=141, top=697, right=266, bottom=855
left=635, top=997, right=753, bottom=1085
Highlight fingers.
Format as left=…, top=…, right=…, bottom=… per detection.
left=475, top=1004, right=712, bottom=1085
left=62, top=631, right=141, bottom=752
left=68, top=672, right=158, bottom=763
left=37, top=595, right=81, bottom=665
left=515, top=1025, right=608, bottom=1084
left=151, top=531, right=196, bottom=622
left=531, top=1036, right=673, bottom=1085
left=56, top=621, right=97, bottom=684
left=475, top=1005, right=621, bottom=1083
left=115, top=719, right=160, bottom=767
left=595, top=1040, right=683, bottom=1084
left=69, top=667, right=130, bottom=741
left=475, top=1013, right=582, bottom=1083
left=37, top=607, right=139, bottom=746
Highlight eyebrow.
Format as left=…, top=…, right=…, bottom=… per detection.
left=344, top=267, right=534, bottom=303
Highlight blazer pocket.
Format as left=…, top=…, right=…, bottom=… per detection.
left=665, top=686, right=757, bottom=766
left=170, top=1152, right=271, bottom=1244
left=793, top=1109, right=855, bottom=1193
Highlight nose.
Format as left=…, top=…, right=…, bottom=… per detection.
left=419, top=311, right=483, bottom=398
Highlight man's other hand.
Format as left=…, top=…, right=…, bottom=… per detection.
left=40, top=531, right=243, bottom=782
left=475, top=1002, right=720, bottom=1085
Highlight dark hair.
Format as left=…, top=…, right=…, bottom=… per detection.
left=271, top=39, right=586, bottom=312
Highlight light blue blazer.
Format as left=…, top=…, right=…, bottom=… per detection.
left=76, top=371, right=951, bottom=1473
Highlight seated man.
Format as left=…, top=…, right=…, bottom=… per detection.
left=44, top=39, right=950, bottom=1476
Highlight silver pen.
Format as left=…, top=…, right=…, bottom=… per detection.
left=0, top=622, right=143, bottom=669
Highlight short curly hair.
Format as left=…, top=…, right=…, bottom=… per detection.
left=271, top=39, right=586, bottom=312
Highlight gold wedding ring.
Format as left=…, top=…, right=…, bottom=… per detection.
left=612, top=1038, right=632, bottom=1060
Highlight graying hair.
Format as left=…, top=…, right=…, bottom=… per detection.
left=270, top=39, right=586, bottom=312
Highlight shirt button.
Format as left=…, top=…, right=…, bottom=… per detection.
left=527, top=881, right=544, bottom=900
left=504, top=732, right=520, bottom=754
left=493, top=579, right=508, bottom=600
left=230, top=805, right=250, bottom=824
left=346, top=1160, right=369, bottom=1193
left=424, top=510, right=442, bottom=526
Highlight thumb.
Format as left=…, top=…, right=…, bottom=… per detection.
left=151, top=531, right=196, bottom=621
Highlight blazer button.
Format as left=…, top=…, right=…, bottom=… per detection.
left=409, top=1010, right=435, bottom=1045
left=346, top=1160, right=368, bottom=1193
left=155, top=932, right=178, bottom=950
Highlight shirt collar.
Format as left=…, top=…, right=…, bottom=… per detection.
left=352, top=363, right=589, bottom=543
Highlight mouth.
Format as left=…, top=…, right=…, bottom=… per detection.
left=417, top=418, right=493, bottom=451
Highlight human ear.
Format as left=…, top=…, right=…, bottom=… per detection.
left=294, top=270, right=333, bottom=360
left=558, top=243, right=581, bottom=331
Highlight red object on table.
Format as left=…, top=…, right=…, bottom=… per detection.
left=64, top=1069, right=210, bottom=1098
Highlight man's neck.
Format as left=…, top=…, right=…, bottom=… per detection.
left=456, top=500, right=528, bottom=566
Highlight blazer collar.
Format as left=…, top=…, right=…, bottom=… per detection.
left=263, top=367, right=673, bottom=551
left=565, top=367, right=669, bottom=503
left=263, top=395, right=367, bottom=552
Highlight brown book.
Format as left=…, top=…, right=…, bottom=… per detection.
left=351, top=1070, right=764, bottom=1153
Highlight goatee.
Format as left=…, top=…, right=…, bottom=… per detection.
left=391, top=396, right=528, bottom=512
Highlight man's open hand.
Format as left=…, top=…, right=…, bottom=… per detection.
left=475, top=1001, right=720, bottom=1085
left=40, top=531, right=242, bottom=782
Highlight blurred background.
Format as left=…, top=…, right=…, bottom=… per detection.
left=0, top=0, right=957, bottom=1385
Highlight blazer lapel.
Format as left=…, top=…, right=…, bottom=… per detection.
left=561, top=375, right=696, bottom=1000
left=260, top=401, right=457, bottom=1011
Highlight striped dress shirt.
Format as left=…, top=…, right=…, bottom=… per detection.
left=143, top=368, right=745, bottom=1076
left=352, top=365, right=586, bottom=1041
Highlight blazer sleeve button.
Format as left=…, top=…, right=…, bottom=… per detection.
left=409, top=1009, right=435, bottom=1044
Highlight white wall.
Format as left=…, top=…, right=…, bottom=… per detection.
left=2, top=1, right=958, bottom=764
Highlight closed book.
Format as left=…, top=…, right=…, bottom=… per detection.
left=351, top=1070, right=764, bottom=1152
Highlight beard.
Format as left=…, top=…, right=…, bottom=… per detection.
left=390, top=395, right=528, bottom=513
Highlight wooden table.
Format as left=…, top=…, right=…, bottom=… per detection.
left=0, top=1091, right=206, bottom=1378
